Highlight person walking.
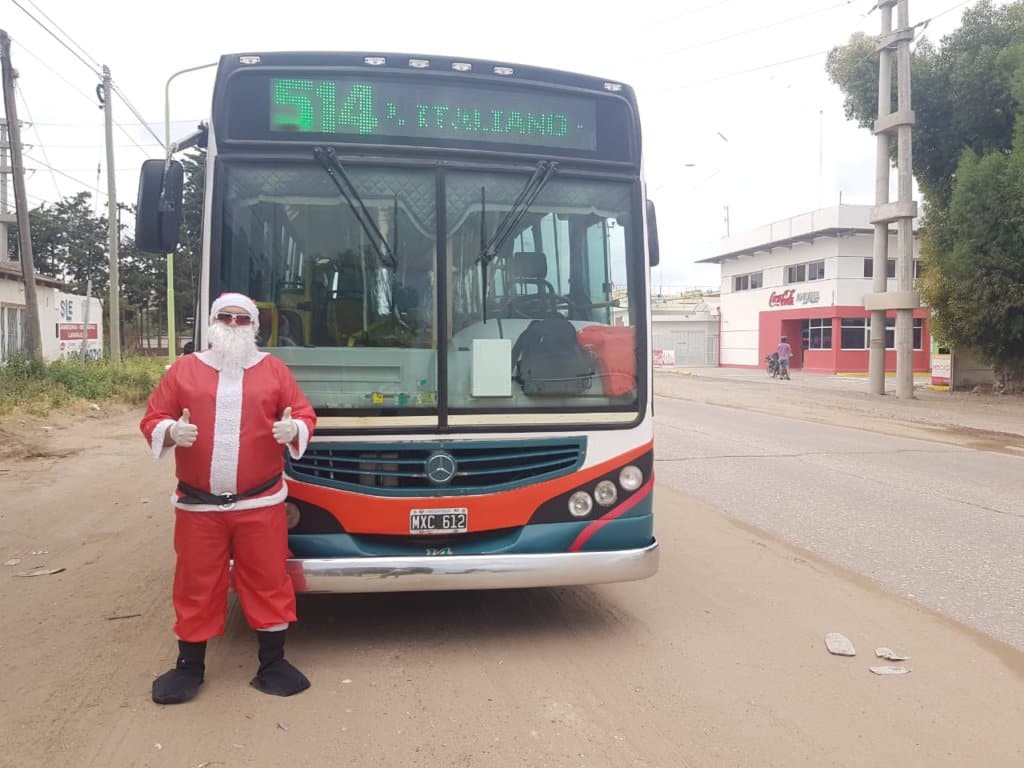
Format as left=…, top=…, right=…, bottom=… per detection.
left=140, top=292, right=316, bottom=704
left=777, top=335, right=793, bottom=380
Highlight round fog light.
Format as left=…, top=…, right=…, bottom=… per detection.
left=594, top=480, right=618, bottom=507
left=619, top=465, right=643, bottom=492
left=568, top=491, right=594, bottom=518
left=285, top=502, right=301, bottom=529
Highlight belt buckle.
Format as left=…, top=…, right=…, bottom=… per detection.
left=218, top=493, right=236, bottom=510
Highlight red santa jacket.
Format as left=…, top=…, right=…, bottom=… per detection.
left=140, top=351, right=316, bottom=511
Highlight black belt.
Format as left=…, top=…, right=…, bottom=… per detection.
left=176, top=474, right=282, bottom=507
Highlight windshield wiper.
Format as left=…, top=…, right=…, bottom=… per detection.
left=313, top=146, right=397, bottom=270
left=478, top=160, right=558, bottom=322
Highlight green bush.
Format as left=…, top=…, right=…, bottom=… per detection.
left=0, top=355, right=165, bottom=416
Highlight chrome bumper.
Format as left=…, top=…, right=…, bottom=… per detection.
left=289, top=540, right=658, bottom=593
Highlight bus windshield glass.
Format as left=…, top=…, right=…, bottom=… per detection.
left=215, top=161, right=640, bottom=421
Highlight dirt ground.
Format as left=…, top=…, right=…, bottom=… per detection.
left=0, top=388, right=1022, bottom=767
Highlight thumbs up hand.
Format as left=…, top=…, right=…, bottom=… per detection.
left=272, top=406, right=298, bottom=445
left=169, top=408, right=199, bottom=448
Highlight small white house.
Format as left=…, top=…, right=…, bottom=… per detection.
left=0, top=261, right=104, bottom=363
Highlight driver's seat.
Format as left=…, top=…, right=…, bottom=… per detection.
left=508, top=251, right=556, bottom=297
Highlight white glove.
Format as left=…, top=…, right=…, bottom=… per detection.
left=272, top=406, right=298, bottom=445
left=169, top=408, right=198, bottom=448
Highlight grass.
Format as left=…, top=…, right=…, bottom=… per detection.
left=0, top=355, right=165, bottom=417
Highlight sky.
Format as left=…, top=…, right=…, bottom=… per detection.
left=1, top=0, right=983, bottom=291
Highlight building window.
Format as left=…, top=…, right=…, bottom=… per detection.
left=1, top=304, right=27, bottom=363
left=802, top=317, right=832, bottom=350
left=885, top=318, right=924, bottom=350
left=786, top=261, right=824, bottom=284
left=841, top=318, right=868, bottom=349
left=731, top=271, right=762, bottom=292
left=863, top=259, right=921, bottom=279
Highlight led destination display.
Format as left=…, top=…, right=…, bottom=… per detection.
left=269, top=77, right=597, bottom=151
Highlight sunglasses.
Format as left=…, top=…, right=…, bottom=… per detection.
left=214, top=312, right=253, bottom=326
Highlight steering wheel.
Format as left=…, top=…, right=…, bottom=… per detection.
left=507, top=292, right=568, bottom=318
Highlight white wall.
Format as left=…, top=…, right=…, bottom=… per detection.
left=0, top=278, right=104, bottom=362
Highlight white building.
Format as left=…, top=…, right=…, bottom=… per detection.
left=651, top=291, right=720, bottom=367
left=0, top=261, right=104, bottom=363
left=697, top=205, right=929, bottom=374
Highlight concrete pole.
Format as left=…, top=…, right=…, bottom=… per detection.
left=866, top=1, right=918, bottom=398
left=868, top=4, right=894, bottom=396
left=1, top=118, right=12, bottom=262
left=0, top=30, right=43, bottom=361
left=894, top=0, right=915, bottom=399
left=102, top=66, right=121, bottom=363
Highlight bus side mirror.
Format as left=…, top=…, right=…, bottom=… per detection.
left=646, top=199, right=660, bottom=267
left=136, top=159, right=184, bottom=253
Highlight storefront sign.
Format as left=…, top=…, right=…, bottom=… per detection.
left=768, top=289, right=820, bottom=307
left=58, top=323, right=99, bottom=341
left=652, top=348, right=676, bottom=367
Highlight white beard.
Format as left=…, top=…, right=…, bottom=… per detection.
left=207, top=322, right=257, bottom=374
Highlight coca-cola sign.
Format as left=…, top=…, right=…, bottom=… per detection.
left=768, top=289, right=821, bottom=307
left=768, top=289, right=795, bottom=307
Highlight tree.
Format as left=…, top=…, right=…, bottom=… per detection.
left=827, top=0, right=1024, bottom=390
left=175, top=148, right=206, bottom=329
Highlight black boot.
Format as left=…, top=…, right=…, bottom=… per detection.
left=250, top=629, right=310, bottom=696
left=152, top=640, right=206, bottom=704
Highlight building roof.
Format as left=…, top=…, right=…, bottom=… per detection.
left=697, top=205, right=876, bottom=265
left=0, top=260, right=66, bottom=288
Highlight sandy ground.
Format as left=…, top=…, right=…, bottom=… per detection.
left=0, top=391, right=1022, bottom=767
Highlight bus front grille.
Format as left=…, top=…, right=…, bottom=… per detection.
left=287, top=438, right=586, bottom=494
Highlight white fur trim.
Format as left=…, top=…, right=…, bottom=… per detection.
left=209, top=368, right=243, bottom=495
left=288, top=419, right=310, bottom=460
left=195, top=349, right=267, bottom=371
left=210, top=293, right=259, bottom=329
left=151, top=419, right=176, bottom=460
left=261, top=623, right=288, bottom=632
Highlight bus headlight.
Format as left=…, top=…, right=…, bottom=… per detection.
left=285, top=502, right=301, bottom=529
left=594, top=480, right=618, bottom=507
left=568, top=491, right=594, bottom=518
left=619, top=465, right=643, bottom=492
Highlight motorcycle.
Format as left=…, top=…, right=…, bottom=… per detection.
left=765, top=353, right=780, bottom=378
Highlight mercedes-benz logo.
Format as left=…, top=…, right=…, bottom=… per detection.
left=425, top=451, right=457, bottom=485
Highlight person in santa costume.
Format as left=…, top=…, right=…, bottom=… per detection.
left=140, top=292, right=317, bottom=704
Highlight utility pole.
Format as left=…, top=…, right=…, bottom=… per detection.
left=865, top=0, right=918, bottom=398
left=101, top=66, right=121, bottom=363
left=0, top=30, right=43, bottom=361
left=1, top=118, right=15, bottom=261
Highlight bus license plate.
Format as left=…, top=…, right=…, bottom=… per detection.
left=409, top=508, right=468, bottom=535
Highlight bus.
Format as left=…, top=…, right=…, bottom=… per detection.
left=136, top=51, right=660, bottom=593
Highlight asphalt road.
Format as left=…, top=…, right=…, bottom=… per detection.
left=653, top=394, right=1024, bottom=651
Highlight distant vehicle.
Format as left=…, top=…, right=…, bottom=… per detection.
left=136, top=51, right=660, bottom=593
left=766, top=352, right=780, bottom=378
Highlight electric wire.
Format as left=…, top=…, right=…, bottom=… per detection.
left=21, top=0, right=103, bottom=71
left=5, top=0, right=101, bottom=76
left=24, top=154, right=105, bottom=196
left=11, top=39, right=98, bottom=108
left=14, top=81, right=61, bottom=198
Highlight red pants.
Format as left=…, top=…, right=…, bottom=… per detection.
left=172, top=504, right=296, bottom=642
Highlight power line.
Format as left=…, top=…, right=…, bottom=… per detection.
left=6, top=0, right=100, bottom=76
left=14, top=81, right=61, bottom=198
left=646, top=0, right=858, bottom=60
left=24, top=153, right=105, bottom=196
left=108, top=83, right=166, bottom=149
left=27, top=118, right=201, bottom=127
left=11, top=39, right=99, bottom=108
left=643, top=0, right=737, bottom=28
left=659, top=48, right=832, bottom=91
left=22, top=0, right=102, bottom=71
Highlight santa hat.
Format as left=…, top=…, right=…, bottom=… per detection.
left=210, top=292, right=260, bottom=330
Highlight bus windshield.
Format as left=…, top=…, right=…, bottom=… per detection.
left=215, top=160, right=639, bottom=421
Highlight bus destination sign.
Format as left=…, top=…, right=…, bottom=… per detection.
left=269, top=77, right=598, bottom=151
